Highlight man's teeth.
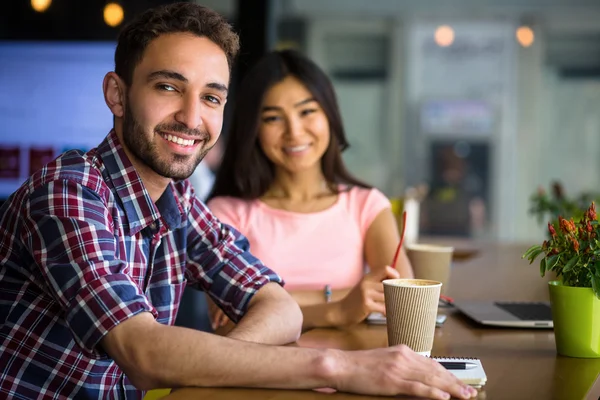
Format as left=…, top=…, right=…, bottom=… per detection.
left=164, top=134, right=196, bottom=147
left=286, top=145, right=309, bottom=152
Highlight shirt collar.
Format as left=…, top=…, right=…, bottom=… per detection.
left=97, top=130, right=189, bottom=235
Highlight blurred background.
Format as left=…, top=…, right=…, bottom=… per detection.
left=1, top=0, right=600, bottom=243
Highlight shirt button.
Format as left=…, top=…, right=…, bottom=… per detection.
left=149, top=222, right=157, bottom=231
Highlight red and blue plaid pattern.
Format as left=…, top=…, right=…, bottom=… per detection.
left=0, top=130, right=282, bottom=399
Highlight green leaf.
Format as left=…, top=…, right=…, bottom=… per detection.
left=592, top=275, right=600, bottom=300
left=563, top=255, right=579, bottom=272
left=527, top=248, right=544, bottom=264
left=546, top=255, right=560, bottom=271
left=523, top=245, right=542, bottom=260
left=540, top=257, right=547, bottom=277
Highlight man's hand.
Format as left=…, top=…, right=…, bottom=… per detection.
left=336, top=266, right=400, bottom=325
left=330, top=345, right=478, bottom=399
left=208, top=298, right=230, bottom=330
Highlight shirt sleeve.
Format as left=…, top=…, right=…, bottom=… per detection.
left=21, top=179, right=158, bottom=357
left=185, top=196, right=283, bottom=323
left=358, top=188, right=392, bottom=239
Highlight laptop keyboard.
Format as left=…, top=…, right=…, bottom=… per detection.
left=494, top=302, right=553, bottom=321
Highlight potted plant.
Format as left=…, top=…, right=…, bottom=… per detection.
left=523, top=201, right=600, bottom=358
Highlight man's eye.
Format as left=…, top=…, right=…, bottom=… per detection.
left=157, top=84, right=176, bottom=92
left=204, top=95, right=221, bottom=105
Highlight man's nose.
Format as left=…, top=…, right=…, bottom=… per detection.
left=174, top=95, right=203, bottom=130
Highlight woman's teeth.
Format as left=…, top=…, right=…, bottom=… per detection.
left=163, top=134, right=196, bottom=147
left=285, top=145, right=309, bottom=152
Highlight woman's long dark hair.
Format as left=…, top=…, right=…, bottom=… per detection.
left=208, top=49, right=370, bottom=201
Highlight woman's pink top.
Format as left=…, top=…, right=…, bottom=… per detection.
left=207, top=187, right=390, bottom=290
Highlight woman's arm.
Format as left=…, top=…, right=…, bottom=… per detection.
left=211, top=288, right=352, bottom=332
left=364, top=208, right=414, bottom=278
left=288, top=288, right=351, bottom=306
left=211, top=268, right=399, bottom=333
left=292, top=266, right=399, bottom=330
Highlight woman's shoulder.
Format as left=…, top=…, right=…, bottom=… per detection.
left=208, top=195, right=245, bottom=207
left=337, top=186, right=392, bottom=234
left=341, top=185, right=390, bottom=208
left=207, top=195, right=254, bottom=210
left=207, top=196, right=256, bottom=223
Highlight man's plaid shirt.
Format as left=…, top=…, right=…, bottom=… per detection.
left=0, top=130, right=282, bottom=399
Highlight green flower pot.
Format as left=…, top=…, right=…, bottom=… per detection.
left=548, top=281, right=600, bottom=358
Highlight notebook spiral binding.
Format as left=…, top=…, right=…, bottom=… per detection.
left=430, top=356, right=479, bottom=360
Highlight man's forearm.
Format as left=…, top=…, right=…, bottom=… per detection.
left=227, top=288, right=303, bottom=344
left=138, top=320, right=336, bottom=390
left=215, top=282, right=302, bottom=344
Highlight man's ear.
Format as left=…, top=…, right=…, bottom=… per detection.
left=103, top=72, right=126, bottom=118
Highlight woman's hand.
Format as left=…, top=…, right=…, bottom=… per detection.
left=337, top=266, right=400, bottom=325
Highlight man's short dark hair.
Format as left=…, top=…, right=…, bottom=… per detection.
left=114, top=2, right=240, bottom=85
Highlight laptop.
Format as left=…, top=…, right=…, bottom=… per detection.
left=452, top=300, right=553, bottom=328
left=366, top=312, right=448, bottom=326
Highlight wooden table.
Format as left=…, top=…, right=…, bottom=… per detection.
left=165, top=241, right=600, bottom=400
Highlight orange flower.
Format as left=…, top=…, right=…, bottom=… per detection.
left=548, top=223, right=557, bottom=237
left=588, top=202, right=597, bottom=221
left=559, top=217, right=576, bottom=234
left=572, top=237, right=579, bottom=252
left=558, top=217, right=568, bottom=233
left=570, top=220, right=577, bottom=232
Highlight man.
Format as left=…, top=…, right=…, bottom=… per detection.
left=0, top=3, right=477, bottom=400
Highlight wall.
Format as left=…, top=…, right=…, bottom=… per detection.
left=404, top=20, right=519, bottom=240
left=0, top=42, right=115, bottom=198
left=193, top=0, right=600, bottom=242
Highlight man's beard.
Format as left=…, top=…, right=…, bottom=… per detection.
left=121, top=101, right=211, bottom=180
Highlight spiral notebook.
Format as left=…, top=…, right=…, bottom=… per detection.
left=432, top=357, right=487, bottom=388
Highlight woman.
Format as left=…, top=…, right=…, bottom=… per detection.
left=207, top=49, right=413, bottom=331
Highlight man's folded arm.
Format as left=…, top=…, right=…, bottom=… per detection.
left=100, top=312, right=330, bottom=391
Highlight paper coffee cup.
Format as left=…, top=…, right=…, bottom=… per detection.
left=383, top=278, right=442, bottom=356
left=406, top=244, right=453, bottom=296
